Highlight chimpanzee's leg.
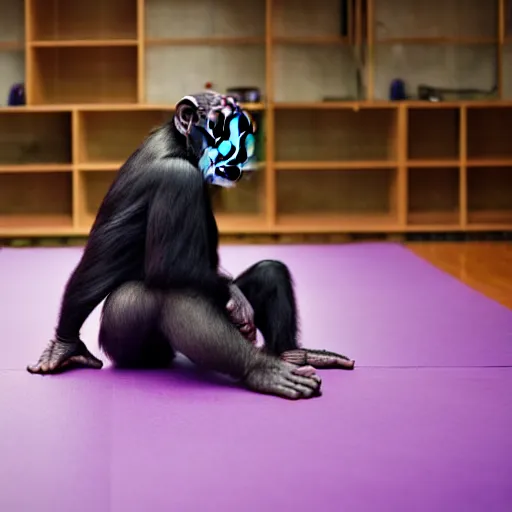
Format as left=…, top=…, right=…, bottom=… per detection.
left=234, top=260, right=355, bottom=369
left=234, top=260, right=298, bottom=355
left=80, top=156, right=320, bottom=397
left=99, top=158, right=224, bottom=370
left=99, top=281, right=175, bottom=369
left=159, top=289, right=322, bottom=399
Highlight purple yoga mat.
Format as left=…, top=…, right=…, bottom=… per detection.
left=1, top=367, right=511, bottom=511
left=0, top=243, right=511, bottom=511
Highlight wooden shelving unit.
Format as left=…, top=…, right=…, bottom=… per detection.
left=0, top=0, right=511, bottom=237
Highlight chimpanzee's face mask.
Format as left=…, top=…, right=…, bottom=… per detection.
left=174, top=92, right=256, bottom=188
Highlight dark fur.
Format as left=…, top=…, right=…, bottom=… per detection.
left=54, top=121, right=301, bottom=373
left=234, top=260, right=299, bottom=354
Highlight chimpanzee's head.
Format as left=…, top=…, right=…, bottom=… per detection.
left=174, top=91, right=256, bottom=188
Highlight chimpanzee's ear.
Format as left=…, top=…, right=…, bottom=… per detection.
left=174, top=95, right=200, bottom=135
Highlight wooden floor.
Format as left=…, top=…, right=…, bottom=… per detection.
left=408, top=242, right=512, bottom=310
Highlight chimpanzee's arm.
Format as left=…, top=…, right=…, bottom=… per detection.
left=144, top=158, right=231, bottom=307
left=55, top=180, right=148, bottom=343
left=27, top=159, right=151, bottom=374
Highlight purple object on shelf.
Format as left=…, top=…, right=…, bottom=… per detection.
left=7, top=82, right=25, bottom=106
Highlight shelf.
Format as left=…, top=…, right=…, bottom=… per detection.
left=372, top=0, right=498, bottom=101
left=10, top=101, right=507, bottom=112
left=273, top=36, right=350, bottom=45
left=273, top=102, right=397, bottom=110
left=0, top=171, right=73, bottom=232
left=30, top=46, right=138, bottom=105
left=376, top=37, right=498, bottom=45
left=272, top=0, right=351, bottom=39
left=241, top=103, right=265, bottom=112
left=467, top=166, right=512, bottom=225
left=77, top=109, right=171, bottom=164
left=402, top=102, right=472, bottom=109
left=0, top=103, right=263, bottom=112
left=29, top=0, right=137, bottom=41
left=274, top=214, right=401, bottom=233
left=374, top=0, right=497, bottom=41
left=276, top=168, right=398, bottom=226
left=274, top=108, right=398, bottom=162
left=211, top=169, right=265, bottom=217
left=407, top=160, right=460, bottom=168
left=75, top=169, right=268, bottom=233
left=145, top=0, right=265, bottom=40
left=466, top=159, right=512, bottom=167
left=0, top=106, right=73, bottom=113
left=0, top=0, right=25, bottom=108
left=79, top=161, right=264, bottom=174
left=407, top=167, right=460, bottom=226
left=145, top=37, right=264, bottom=46
left=275, top=161, right=397, bottom=170
left=0, top=221, right=78, bottom=237
left=270, top=0, right=360, bottom=103
left=215, top=214, right=268, bottom=234
left=0, top=51, right=25, bottom=112
left=30, top=40, right=138, bottom=48
left=373, top=44, right=497, bottom=102
left=467, top=107, right=512, bottom=160
left=79, top=163, right=123, bottom=172
left=273, top=45, right=359, bottom=103
left=0, top=0, right=24, bottom=47
left=0, top=111, right=72, bottom=165
left=407, top=107, right=460, bottom=160
left=1, top=0, right=511, bottom=238
left=273, top=101, right=512, bottom=110
left=145, top=45, right=266, bottom=104
left=76, top=170, right=116, bottom=230
left=0, top=164, right=72, bottom=173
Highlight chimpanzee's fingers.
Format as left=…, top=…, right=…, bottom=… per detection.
left=240, top=324, right=257, bottom=343
left=27, top=342, right=60, bottom=373
left=27, top=363, right=44, bottom=374
left=274, top=385, right=301, bottom=400
left=288, top=372, right=322, bottom=392
left=27, top=339, right=103, bottom=374
left=281, top=349, right=355, bottom=369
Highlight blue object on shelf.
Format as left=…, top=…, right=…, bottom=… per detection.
left=390, top=79, right=406, bottom=100
left=8, top=83, right=26, bottom=106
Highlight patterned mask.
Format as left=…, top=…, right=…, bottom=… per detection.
left=174, top=92, right=256, bottom=188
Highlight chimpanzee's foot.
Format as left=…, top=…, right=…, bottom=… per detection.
left=281, top=348, right=355, bottom=370
left=243, top=358, right=321, bottom=400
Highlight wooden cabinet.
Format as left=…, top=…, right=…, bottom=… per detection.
left=0, top=0, right=511, bottom=237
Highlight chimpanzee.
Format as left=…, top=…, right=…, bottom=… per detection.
left=27, top=91, right=354, bottom=400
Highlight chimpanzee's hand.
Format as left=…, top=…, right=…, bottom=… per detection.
left=281, top=348, right=355, bottom=370
left=244, top=358, right=322, bottom=400
left=226, top=283, right=257, bottom=343
left=27, top=338, right=103, bottom=374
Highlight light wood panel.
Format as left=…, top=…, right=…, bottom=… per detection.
left=407, top=167, right=460, bottom=226
left=0, top=111, right=72, bottom=164
left=0, top=171, right=73, bottom=232
left=0, top=0, right=511, bottom=237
